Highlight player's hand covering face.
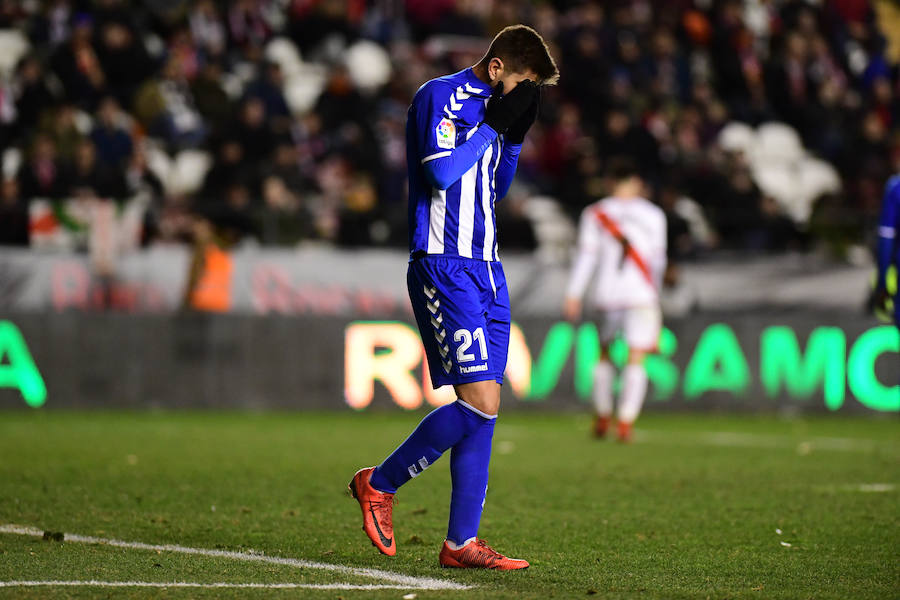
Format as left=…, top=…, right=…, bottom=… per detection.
left=505, top=86, right=540, bottom=144
left=482, top=79, right=539, bottom=135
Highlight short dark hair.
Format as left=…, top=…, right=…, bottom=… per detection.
left=482, top=25, right=559, bottom=85
left=607, top=159, right=640, bottom=182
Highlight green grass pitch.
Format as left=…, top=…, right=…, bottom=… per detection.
left=0, top=410, right=897, bottom=599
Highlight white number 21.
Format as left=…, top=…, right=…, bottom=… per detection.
left=454, top=327, right=488, bottom=363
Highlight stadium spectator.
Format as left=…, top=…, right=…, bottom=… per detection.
left=0, top=0, right=894, bottom=259
left=597, top=108, right=661, bottom=184
left=17, top=134, right=69, bottom=200
left=201, top=137, right=248, bottom=201
left=263, top=139, right=311, bottom=194
left=124, top=143, right=164, bottom=215
left=189, top=0, right=227, bottom=60
left=90, top=96, right=133, bottom=167
left=0, top=177, right=28, bottom=246
left=49, top=14, right=105, bottom=110
left=69, top=138, right=127, bottom=200
left=234, top=96, right=277, bottom=163
left=259, top=171, right=315, bottom=245
left=190, top=61, right=232, bottom=135
left=244, top=61, right=291, bottom=129
left=133, top=57, right=206, bottom=150
left=41, top=103, right=84, bottom=162
left=11, top=57, right=55, bottom=144
left=27, top=0, right=73, bottom=48
left=227, top=0, right=274, bottom=50
left=92, top=8, right=154, bottom=108
left=0, top=73, right=18, bottom=149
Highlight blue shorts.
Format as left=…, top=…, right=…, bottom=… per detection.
left=408, top=255, right=510, bottom=389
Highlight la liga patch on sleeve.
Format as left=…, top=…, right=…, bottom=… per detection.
left=435, top=118, right=456, bottom=149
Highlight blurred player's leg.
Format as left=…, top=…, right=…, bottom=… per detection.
left=592, top=355, right=614, bottom=437
left=593, top=311, right=622, bottom=438
left=617, top=359, right=648, bottom=442
left=615, top=307, right=661, bottom=442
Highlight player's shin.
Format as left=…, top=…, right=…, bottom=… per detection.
left=593, top=360, right=615, bottom=417
left=369, top=400, right=488, bottom=493
left=447, top=416, right=496, bottom=547
left=618, top=363, right=648, bottom=425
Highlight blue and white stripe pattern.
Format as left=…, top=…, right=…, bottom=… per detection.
left=407, top=456, right=430, bottom=478
left=407, top=68, right=505, bottom=262
left=424, top=284, right=452, bottom=373
left=425, top=127, right=502, bottom=261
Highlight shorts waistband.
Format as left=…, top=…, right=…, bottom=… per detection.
left=409, top=251, right=497, bottom=264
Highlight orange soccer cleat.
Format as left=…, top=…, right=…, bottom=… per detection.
left=348, top=467, right=396, bottom=556
left=617, top=420, right=633, bottom=443
left=439, top=538, right=529, bottom=570
left=593, top=415, right=612, bottom=438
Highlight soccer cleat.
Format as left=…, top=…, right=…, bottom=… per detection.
left=617, top=421, right=633, bottom=443
left=348, top=467, right=396, bottom=556
left=593, top=415, right=611, bottom=438
left=439, top=539, right=529, bottom=570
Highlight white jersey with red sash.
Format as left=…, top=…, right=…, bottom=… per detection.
left=566, top=196, right=667, bottom=310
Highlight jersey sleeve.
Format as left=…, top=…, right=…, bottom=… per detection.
left=494, top=142, right=522, bottom=201
left=876, top=176, right=900, bottom=290
left=412, top=81, right=498, bottom=190
left=651, top=209, right=668, bottom=288
left=565, top=207, right=602, bottom=300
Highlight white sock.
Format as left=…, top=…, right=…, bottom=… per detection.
left=593, top=360, right=614, bottom=417
left=446, top=537, right=476, bottom=550
left=618, top=364, right=648, bottom=424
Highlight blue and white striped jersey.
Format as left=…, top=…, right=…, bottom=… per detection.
left=406, top=68, right=521, bottom=262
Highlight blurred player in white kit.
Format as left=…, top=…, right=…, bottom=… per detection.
left=563, top=162, right=667, bottom=442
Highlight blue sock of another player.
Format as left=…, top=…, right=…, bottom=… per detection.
left=369, top=400, right=490, bottom=494
left=446, top=416, right=496, bottom=547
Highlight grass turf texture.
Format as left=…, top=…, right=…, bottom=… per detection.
left=0, top=411, right=897, bottom=599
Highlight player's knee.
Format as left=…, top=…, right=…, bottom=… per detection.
left=627, top=349, right=646, bottom=364
left=454, top=380, right=501, bottom=416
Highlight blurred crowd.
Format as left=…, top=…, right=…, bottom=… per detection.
left=0, top=0, right=898, bottom=262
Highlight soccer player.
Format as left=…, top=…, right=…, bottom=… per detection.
left=563, top=162, right=667, bottom=443
left=875, top=174, right=900, bottom=326
left=348, top=25, right=558, bottom=569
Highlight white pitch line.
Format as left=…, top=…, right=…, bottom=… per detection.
left=636, top=430, right=889, bottom=453
left=0, top=581, right=435, bottom=590
left=813, top=483, right=897, bottom=493
left=0, top=525, right=470, bottom=591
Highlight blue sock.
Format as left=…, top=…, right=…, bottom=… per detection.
left=369, top=400, right=489, bottom=494
left=447, top=416, right=496, bottom=546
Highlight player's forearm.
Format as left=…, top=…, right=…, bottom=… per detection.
left=494, top=143, right=522, bottom=201
left=422, top=125, right=498, bottom=190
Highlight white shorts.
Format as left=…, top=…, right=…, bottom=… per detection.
left=595, top=306, right=662, bottom=351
